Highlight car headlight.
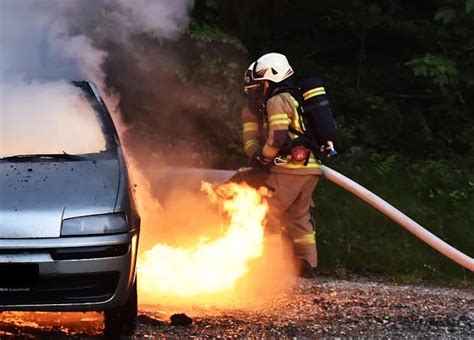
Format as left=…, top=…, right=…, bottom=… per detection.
left=61, top=213, right=129, bottom=236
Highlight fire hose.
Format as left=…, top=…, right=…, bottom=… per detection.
left=320, top=165, right=474, bottom=272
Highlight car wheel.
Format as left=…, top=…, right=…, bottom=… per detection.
left=103, top=279, right=137, bottom=337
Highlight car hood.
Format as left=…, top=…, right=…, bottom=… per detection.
left=0, top=159, right=120, bottom=238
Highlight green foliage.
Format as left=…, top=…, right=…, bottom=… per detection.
left=204, top=0, right=218, bottom=10
left=435, top=0, right=474, bottom=24
left=324, top=0, right=384, bottom=29
left=467, top=0, right=474, bottom=13
left=364, top=95, right=384, bottom=110
left=187, top=22, right=246, bottom=51
left=434, top=7, right=457, bottom=25
left=405, top=54, right=458, bottom=95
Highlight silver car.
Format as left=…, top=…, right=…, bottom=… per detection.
left=0, top=81, right=140, bottom=336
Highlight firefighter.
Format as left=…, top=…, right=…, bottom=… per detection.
left=241, top=52, right=321, bottom=278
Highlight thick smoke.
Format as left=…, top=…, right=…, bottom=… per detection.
left=0, top=0, right=193, bottom=86
left=0, top=0, right=195, bottom=245
left=0, top=1, right=105, bottom=84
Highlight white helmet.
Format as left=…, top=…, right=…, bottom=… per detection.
left=251, top=53, right=294, bottom=83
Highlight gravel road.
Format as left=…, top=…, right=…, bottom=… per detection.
left=1, top=275, right=472, bottom=338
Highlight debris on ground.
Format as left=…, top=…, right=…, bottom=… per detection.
left=170, top=313, right=193, bottom=327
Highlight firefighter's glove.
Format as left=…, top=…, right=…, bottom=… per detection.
left=232, top=168, right=274, bottom=192
left=251, top=151, right=273, bottom=170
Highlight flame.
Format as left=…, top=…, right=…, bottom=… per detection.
left=137, top=181, right=267, bottom=300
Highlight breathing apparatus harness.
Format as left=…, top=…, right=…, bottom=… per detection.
left=275, top=81, right=338, bottom=163
left=249, top=77, right=337, bottom=167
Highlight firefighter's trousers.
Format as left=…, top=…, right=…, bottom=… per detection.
left=265, top=172, right=319, bottom=268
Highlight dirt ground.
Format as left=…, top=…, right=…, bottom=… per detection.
left=0, top=275, right=472, bottom=338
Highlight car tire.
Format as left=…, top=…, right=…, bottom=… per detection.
left=103, top=279, right=137, bottom=337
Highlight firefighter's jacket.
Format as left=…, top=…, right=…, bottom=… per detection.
left=241, top=92, right=321, bottom=175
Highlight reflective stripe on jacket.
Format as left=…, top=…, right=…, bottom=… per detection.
left=241, top=105, right=262, bottom=158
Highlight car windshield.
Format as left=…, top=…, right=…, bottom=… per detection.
left=0, top=82, right=107, bottom=159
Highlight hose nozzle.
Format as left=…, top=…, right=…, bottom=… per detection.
left=322, top=141, right=338, bottom=158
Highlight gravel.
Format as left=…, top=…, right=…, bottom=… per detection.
left=136, top=275, right=473, bottom=338
left=1, top=275, right=472, bottom=338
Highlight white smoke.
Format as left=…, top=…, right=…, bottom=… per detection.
left=106, top=0, right=193, bottom=40
left=0, top=0, right=194, bottom=241
left=0, top=1, right=105, bottom=85
left=0, top=0, right=194, bottom=87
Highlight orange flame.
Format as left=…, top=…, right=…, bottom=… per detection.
left=137, top=181, right=268, bottom=300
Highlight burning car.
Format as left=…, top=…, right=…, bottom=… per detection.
left=0, top=81, right=140, bottom=336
